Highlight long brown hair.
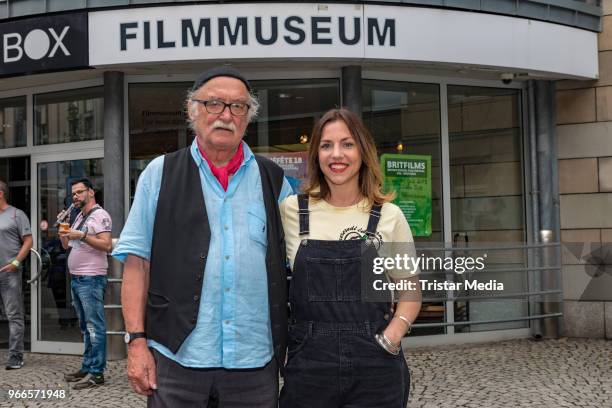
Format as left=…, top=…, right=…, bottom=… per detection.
left=303, top=108, right=395, bottom=206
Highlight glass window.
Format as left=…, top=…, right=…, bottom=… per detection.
left=0, top=156, right=30, bottom=213
left=37, top=158, right=104, bottom=341
left=448, top=85, right=527, bottom=333
left=34, top=87, right=104, bottom=145
left=363, top=80, right=443, bottom=335
left=128, top=79, right=340, bottom=200
left=0, top=96, right=26, bottom=149
left=247, top=79, right=340, bottom=193
left=128, top=82, right=192, bottom=202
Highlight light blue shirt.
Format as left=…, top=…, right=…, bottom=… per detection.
left=112, top=140, right=293, bottom=368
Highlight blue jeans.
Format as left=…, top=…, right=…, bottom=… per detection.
left=71, top=275, right=107, bottom=374
left=0, top=269, right=24, bottom=360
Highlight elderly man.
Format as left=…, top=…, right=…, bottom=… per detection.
left=0, top=180, right=32, bottom=370
left=113, top=66, right=292, bottom=407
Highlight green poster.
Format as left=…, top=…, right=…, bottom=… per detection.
left=380, top=154, right=432, bottom=237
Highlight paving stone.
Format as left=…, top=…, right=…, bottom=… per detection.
left=2, top=338, right=612, bottom=407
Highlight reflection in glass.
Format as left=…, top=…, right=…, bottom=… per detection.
left=35, top=87, right=104, bottom=145
left=37, top=159, right=104, bottom=342
left=363, top=80, right=443, bottom=335
left=0, top=96, right=26, bottom=149
left=448, top=85, right=527, bottom=333
left=248, top=79, right=340, bottom=193
left=128, top=82, right=192, bottom=203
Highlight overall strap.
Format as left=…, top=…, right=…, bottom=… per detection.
left=297, top=194, right=309, bottom=236
left=365, top=203, right=383, bottom=237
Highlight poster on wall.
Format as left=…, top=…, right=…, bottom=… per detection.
left=259, top=151, right=308, bottom=193
left=380, top=154, right=432, bottom=237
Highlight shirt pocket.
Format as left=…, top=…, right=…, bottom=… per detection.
left=247, top=204, right=267, bottom=246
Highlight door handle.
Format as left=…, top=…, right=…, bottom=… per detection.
left=27, top=248, right=43, bottom=285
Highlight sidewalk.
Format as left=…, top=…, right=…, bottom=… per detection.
left=1, top=337, right=610, bottom=407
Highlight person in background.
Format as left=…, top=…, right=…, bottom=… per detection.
left=59, top=178, right=112, bottom=389
left=0, top=179, right=32, bottom=370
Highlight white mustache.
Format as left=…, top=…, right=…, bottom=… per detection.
left=212, top=120, right=236, bottom=132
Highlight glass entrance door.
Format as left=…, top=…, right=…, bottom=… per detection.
left=30, top=151, right=103, bottom=354
left=0, top=156, right=31, bottom=351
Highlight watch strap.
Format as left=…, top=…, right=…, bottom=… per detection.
left=126, top=332, right=146, bottom=344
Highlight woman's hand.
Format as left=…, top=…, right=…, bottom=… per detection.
left=383, top=318, right=407, bottom=346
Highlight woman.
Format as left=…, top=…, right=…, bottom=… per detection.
left=279, top=108, right=422, bottom=408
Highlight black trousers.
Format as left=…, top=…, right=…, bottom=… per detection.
left=148, top=349, right=278, bottom=408
left=280, top=322, right=410, bottom=408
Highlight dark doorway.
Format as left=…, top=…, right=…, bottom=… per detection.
left=0, top=156, right=31, bottom=351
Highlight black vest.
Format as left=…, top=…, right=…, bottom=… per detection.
left=147, top=147, right=288, bottom=365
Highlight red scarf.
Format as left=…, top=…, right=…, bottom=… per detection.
left=198, top=142, right=244, bottom=191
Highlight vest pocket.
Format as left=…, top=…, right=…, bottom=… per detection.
left=147, top=291, right=170, bottom=308
left=305, top=256, right=361, bottom=301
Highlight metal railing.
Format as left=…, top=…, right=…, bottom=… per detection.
left=98, top=240, right=563, bottom=354
left=104, top=239, right=126, bottom=360
left=407, top=241, right=562, bottom=336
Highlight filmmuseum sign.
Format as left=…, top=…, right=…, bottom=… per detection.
left=89, top=3, right=394, bottom=65
left=88, top=2, right=597, bottom=79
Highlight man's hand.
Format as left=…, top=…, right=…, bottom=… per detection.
left=0, top=263, right=17, bottom=273
left=127, top=340, right=157, bottom=396
left=59, top=228, right=86, bottom=241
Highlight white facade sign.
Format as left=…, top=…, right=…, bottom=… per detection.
left=89, top=3, right=598, bottom=79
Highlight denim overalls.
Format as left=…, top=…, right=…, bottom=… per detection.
left=280, top=195, right=410, bottom=408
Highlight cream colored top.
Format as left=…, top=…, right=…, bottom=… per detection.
left=280, top=195, right=418, bottom=278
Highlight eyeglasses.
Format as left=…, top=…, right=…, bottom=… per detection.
left=191, top=99, right=250, bottom=116
left=72, top=189, right=88, bottom=196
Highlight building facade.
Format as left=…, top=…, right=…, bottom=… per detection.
left=556, top=0, right=612, bottom=340
left=0, top=0, right=607, bottom=356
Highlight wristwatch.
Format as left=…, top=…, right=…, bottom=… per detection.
left=124, top=332, right=146, bottom=344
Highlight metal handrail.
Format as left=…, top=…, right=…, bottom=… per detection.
left=412, top=312, right=564, bottom=328
left=421, top=289, right=563, bottom=302
left=417, top=265, right=561, bottom=276
left=26, top=248, right=43, bottom=285
left=414, top=242, right=561, bottom=252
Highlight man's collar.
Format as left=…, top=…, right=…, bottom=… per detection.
left=190, top=139, right=253, bottom=168
left=80, top=203, right=98, bottom=216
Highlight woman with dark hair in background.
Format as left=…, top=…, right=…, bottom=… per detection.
left=279, top=108, right=422, bottom=408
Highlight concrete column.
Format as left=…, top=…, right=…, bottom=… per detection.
left=103, top=71, right=126, bottom=360
left=341, top=66, right=362, bottom=117
left=103, top=71, right=125, bottom=235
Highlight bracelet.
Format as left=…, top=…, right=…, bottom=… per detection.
left=374, top=333, right=401, bottom=355
left=394, top=315, right=413, bottom=334
left=80, top=228, right=88, bottom=242
left=10, top=259, right=20, bottom=268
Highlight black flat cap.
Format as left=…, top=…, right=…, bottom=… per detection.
left=192, top=66, right=252, bottom=92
